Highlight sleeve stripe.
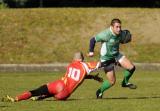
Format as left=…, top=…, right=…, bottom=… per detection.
left=81, top=62, right=90, bottom=75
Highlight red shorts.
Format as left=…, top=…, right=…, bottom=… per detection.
left=47, top=80, right=70, bottom=100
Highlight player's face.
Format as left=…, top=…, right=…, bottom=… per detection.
left=112, top=23, right=121, bottom=35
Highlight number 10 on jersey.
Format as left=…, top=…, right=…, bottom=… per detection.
left=68, top=67, right=80, bottom=81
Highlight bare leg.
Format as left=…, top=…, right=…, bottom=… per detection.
left=118, top=56, right=137, bottom=89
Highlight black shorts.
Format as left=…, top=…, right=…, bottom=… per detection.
left=101, top=59, right=116, bottom=73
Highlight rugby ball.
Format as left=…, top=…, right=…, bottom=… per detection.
left=120, top=30, right=132, bottom=44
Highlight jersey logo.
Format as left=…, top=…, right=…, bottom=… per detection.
left=68, top=67, right=80, bottom=81
left=109, top=39, right=119, bottom=45
left=109, top=39, right=115, bottom=43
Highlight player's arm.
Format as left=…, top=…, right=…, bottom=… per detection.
left=81, top=61, right=101, bottom=75
left=88, top=37, right=96, bottom=57
left=88, top=30, right=108, bottom=57
left=81, top=61, right=102, bottom=82
left=85, top=73, right=103, bottom=82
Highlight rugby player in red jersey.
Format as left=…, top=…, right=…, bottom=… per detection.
left=4, top=52, right=102, bottom=102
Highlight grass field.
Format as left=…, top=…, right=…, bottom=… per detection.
left=0, top=8, right=160, bottom=63
left=1, top=70, right=160, bottom=111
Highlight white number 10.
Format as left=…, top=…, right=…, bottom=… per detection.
left=68, top=67, right=80, bottom=81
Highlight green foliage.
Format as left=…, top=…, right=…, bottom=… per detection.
left=0, top=0, right=7, bottom=8
left=1, top=71, right=160, bottom=111
left=0, top=8, right=160, bottom=63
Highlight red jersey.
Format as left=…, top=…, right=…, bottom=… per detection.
left=61, top=60, right=99, bottom=94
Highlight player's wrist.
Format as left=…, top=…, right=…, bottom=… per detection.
left=88, top=52, right=94, bottom=57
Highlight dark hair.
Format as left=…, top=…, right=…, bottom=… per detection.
left=111, top=18, right=121, bottom=26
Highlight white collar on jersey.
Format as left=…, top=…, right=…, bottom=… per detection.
left=110, top=26, right=116, bottom=36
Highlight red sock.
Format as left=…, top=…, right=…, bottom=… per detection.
left=16, top=91, right=32, bottom=101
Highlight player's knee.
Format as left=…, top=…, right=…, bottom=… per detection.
left=108, top=79, right=116, bottom=86
left=129, top=65, right=136, bottom=74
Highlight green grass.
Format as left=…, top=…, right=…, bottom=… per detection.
left=0, top=70, right=160, bottom=111
left=0, top=8, right=160, bottom=63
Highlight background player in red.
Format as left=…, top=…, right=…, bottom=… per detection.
left=4, top=52, right=102, bottom=102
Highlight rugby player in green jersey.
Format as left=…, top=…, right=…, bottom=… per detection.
left=88, top=18, right=137, bottom=99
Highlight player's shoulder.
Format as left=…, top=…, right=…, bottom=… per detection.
left=98, top=28, right=110, bottom=35
left=95, top=28, right=111, bottom=41
left=84, top=61, right=98, bottom=69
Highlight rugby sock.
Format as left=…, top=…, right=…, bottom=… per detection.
left=30, top=85, right=49, bottom=96
left=122, top=66, right=135, bottom=84
left=16, top=91, right=32, bottom=101
left=100, top=80, right=112, bottom=93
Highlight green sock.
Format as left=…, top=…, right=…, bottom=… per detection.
left=122, top=69, right=133, bottom=84
left=100, top=80, right=112, bottom=93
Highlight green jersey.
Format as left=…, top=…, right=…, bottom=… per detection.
left=95, top=27, right=122, bottom=62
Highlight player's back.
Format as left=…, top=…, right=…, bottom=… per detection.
left=61, top=60, right=87, bottom=94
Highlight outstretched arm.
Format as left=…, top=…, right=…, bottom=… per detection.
left=85, top=73, right=103, bottom=83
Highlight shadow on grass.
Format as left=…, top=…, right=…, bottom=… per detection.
left=0, top=105, right=9, bottom=108
left=40, top=96, right=160, bottom=101
left=103, top=96, right=160, bottom=100
left=44, top=98, right=81, bottom=101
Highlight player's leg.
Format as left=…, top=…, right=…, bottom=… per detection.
left=96, top=60, right=116, bottom=99
left=54, top=88, right=70, bottom=100
left=16, top=85, right=50, bottom=102
left=47, top=80, right=70, bottom=100
left=96, top=70, right=116, bottom=99
left=5, top=84, right=50, bottom=102
left=28, top=84, right=51, bottom=101
left=30, top=94, right=53, bottom=101
left=4, top=91, right=32, bottom=102
left=14, top=91, right=32, bottom=102
left=47, top=80, right=65, bottom=95
left=118, top=56, right=137, bottom=89
left=30, top=80, right=65, bottom=101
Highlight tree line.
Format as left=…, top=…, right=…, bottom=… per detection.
left=1, top=0, right=160, bottom=8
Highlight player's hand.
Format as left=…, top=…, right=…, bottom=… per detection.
left=93, top=73, right=103, bottom=83
left=87, top=52, right=94, bottom=57
left=95, top=62, right=101, bottom=69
